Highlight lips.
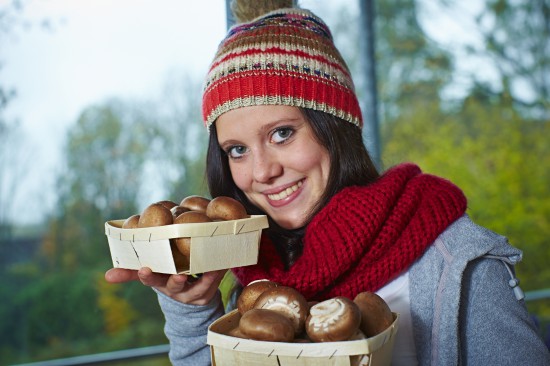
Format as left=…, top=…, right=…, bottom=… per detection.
left=267, top=180, right=303, bottom=201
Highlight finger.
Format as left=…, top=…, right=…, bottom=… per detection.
left=105, top=268, right=139, bottom=283
left=137, top=267, right=173, bottom=288
left=165, top=273, right=191, bottom=294
left=183, top=270, right=227, bottom=305
left=200, top=269, right=227, bottom=287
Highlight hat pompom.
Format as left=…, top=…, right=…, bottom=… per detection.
left=231, top=0, right=295, bottom=23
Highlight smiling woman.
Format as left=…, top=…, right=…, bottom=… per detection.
left=4, top=0, right=549, bottom=365
left=104, top=1, right=550, bottom=365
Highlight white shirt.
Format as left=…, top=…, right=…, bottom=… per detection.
left=376, top=271, right=418, bottom=366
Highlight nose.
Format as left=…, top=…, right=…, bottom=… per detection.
left=252, top=149, right=283, bottom=183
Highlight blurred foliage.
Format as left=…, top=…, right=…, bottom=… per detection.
left=475, top=0, right=550, bottom=118
left=382, top=89, right=550, bottom=290
left=96, top=272, right=138, bottom=335
left=1, top=88, right=207, bottom=363
left=2, top=0, right=549, bottom=363
left=334, top=0, right=550, bottom=345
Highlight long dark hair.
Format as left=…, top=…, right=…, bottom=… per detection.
left=206, top=108, right=379, bottom=269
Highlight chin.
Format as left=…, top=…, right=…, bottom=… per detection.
left=274, top=215, right=306, bottom=230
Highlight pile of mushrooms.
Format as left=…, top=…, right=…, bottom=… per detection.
left=232, top=280, right=394, bottom=344
left=120, top=195, right=248, bottom=268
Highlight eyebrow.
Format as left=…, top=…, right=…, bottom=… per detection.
left=259, top=116, right=302, bottom=133
left=218, top=116, right=303, bottom=150
left=218, top=139, right=240, bottom=151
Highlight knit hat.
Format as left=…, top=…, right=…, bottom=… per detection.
left=202, top=0, right=363, bottom=130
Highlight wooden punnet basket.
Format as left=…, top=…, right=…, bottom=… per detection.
left=104, top=215, right=268, bottom=275
left=207, top=310, right=399, bottom=366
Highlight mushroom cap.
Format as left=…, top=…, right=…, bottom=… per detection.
left=227, top=326, right=247, bottom=339
left=206, top=196, right=248, bottom=221
left=305, top=296, right=361, bottom=342
left=239, top=308, right=295, bottom=342
left=180, top=195, right=211, bottom=213
left=170, top=205, right=190, bottom=218
left=138, top=203, right=173, bottom=227
left=237, top=279, right=279, bottom=315
left=253, top=286, right=309, bottom=335
left=173, top=211, right=212, bottom=259
left=170, top=240, right=189, bottom=271
left=122, top=214, right=140, bottom=229
left=353, top=292, right=393, bottom=337
left=174, top=211, right=212, bottom=224
left=156, top=200, right=178, bottom=210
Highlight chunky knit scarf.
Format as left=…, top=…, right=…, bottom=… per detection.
left=232, top=163, right=467, bottom=301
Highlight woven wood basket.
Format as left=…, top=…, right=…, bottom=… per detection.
left=207, top=309, right=399, bottom=366
left=104, top=215, right=268, bottom=275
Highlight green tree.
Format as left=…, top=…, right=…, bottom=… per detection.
left=327, top=0, right=454, bottom=124
left=16, top=77, right=209, bottom=362
left=157, top=74, right=209, bottom=201
left=2, top=100, right=175, bottom=363
left=471, top=0, right=549, bottom=118
left=48, top=100, right=162, bottom=270
left=375, top=0, right=453, bottom=119
left=0, top=120, right=32, bottom=240
left=382, top=89, right=550, bottom=321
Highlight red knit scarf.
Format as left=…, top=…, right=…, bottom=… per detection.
left=232, top=163, right=467, bottom=301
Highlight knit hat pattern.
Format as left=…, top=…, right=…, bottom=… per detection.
left=202, top=7, right=363, bottom=129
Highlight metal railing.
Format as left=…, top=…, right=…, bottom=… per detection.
left=525, top=288, right=550, bottom=302
left=10, top=344, right=170, bottom=366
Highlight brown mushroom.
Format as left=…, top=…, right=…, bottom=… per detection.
left=237, top=279, right=279, bottom=315
left=180, top=195, right=211, bottom=213
left=253, top=286, right=309, bottom=335
left=138, top=203, right=173, bottom=228
left=170, top=241, right=189, bottom=272
left=206, top=196, right=247, bottom=221
left=170, top=205, right=190, bottom=218
left=156, top=200, right=178, bottom=210
left=239, top=308, right=295, bottom=342
left=305, top=296, right=361, bottom=342
left=122, top=214, right=140, bottom=229
left=173, top=211, right=212, bottom=262
left=353, top=292, right=393, bottom=337
left=174, top=210, right=211, bottom=224
left=227, top=326, right=248, bottom=339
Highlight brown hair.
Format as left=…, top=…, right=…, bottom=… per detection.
left=206, top=108, right=379, bottom=269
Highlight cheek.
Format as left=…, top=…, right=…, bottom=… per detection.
left=296, top=147, right=330, bottom=176
left=229, top=163, right=251, bottom=191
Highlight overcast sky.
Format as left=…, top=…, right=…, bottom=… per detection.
left=2, top=0, right=482, bottom=225
left=2, top=0, right=226, bottom=224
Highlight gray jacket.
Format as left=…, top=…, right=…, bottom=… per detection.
left=156, top=215, right=550, bottom=365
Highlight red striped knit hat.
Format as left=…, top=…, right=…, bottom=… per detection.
left=202, top=1, right=362, bottom=129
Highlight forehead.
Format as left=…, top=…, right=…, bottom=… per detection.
left=215, top=105, right=306, bottom=137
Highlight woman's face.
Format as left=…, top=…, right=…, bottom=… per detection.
left=216, top=105, right=330, bottom=229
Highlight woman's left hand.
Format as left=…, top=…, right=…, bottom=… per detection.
left=105, top=267, right=227, bottom=306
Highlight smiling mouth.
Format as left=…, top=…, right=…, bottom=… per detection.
left=267, top=180, right=303, bottom=201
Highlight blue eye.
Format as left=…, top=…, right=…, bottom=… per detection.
left=227, top=145, right=247, bottom=159
left=272, top=127, right=293, bottom=143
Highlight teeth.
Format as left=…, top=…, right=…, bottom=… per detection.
left=268, top=181, right=302, bottom=201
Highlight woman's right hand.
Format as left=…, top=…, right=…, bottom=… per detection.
left=105, top=267, right=227, bottom=306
